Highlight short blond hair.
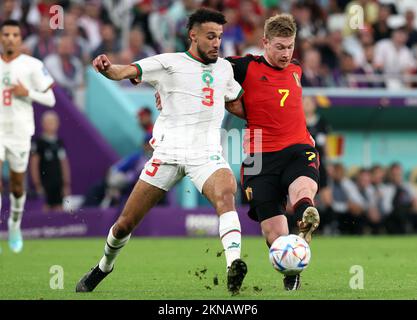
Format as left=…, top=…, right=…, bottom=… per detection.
left=264, top=14, right=297, bottom=40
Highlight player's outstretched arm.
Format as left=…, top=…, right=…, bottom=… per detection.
left=226, top=99, right=246, bottom=119
left=92, top=54, right=137, bottom=81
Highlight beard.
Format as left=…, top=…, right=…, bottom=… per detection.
left=197, top=46, right=218, bottom=64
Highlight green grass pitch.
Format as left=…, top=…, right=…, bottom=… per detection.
left=0, top=236, right=416, bottom=300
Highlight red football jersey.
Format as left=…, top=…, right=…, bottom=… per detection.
left=226, top=55, right=314, bottom=153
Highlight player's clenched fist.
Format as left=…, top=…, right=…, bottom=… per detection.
left=91, top=54, right=136, bottom=81
left=92, top=54, right=111, bottom=72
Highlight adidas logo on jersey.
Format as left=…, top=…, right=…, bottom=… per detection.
left=259, top=76, right=268, bottom=82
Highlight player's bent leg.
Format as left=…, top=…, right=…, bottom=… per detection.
left=113, top=179, right=167, bottom=237
left=8, top=170, right=26, bottom=253
left=260, top=215, right=289, bottom=247
left=288, top=176, right=320, bottom=244
left=76, top=179, right=166, bottom=293
left=202, top=168, right=237, bottom=214
left=201, top=168, right=247, bottom=295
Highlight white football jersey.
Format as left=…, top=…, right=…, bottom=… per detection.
left=132, top=52, right=243, bottom=164
left=0, top=54, right=54, bottom=140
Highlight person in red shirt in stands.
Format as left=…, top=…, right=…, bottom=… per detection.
left=225, top=13, right=320, bottom=291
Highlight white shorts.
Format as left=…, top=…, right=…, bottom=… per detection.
left=0, top=138, right=31, bottom=173
left=139, top=156, right=232, bottom=193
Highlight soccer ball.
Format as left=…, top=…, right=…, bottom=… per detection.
left=269, top=234, right=311, bottom=275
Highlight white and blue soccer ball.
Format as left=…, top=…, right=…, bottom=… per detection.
left=269, top=234, right=311, bottom=275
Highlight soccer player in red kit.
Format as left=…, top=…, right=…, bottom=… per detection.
left=225, top=14, right=320, bottom=291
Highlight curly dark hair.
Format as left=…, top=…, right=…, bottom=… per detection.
left=1, top=19, right=21, bottom=30
left=186, top=8, right=226, bottom=32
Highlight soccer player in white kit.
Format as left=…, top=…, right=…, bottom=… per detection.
left=0, top=20, right=56, bottom=254
left=76, top=9, right=247, bottom=295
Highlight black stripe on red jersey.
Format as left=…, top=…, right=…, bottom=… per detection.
left=225, top=55, right=255, bottom=85
left=291, top=59, right=301, bottom=66
left=226, top=55, right=302, bottom=85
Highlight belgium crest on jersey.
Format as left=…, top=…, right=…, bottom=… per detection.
left=293, top=72, right=301, bottom=87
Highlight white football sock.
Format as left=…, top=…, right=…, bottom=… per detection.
left=99, top=226, right=131, bottom=272
left=219, top=211, right=242, bottom=268
left=8, top=193, right=26, bottom=230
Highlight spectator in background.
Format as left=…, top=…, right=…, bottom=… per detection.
left=221, top=7, right=244, bottom=56
left=371, top=164, right=395, bottom=226
left=92, top=23, right=121, bottom=58
left=242, top=25, right=264, bottom=56
left=263, top=3, right=280, bottom=19
left=302, top=0, right=327, bottom=34
left=237, top=0, right=263, bottom=41
left=293, top=1, right=326, bottom=41
left=66, top=1, right=84, bottom=20
left=394, top=0, right=417, bottom=17
left=24, top=15, right=56, bottom=60
left=168, top=0, right=198, bottom=52
left=372, top=4, right=393, bottom=42
left=202, top=0, right=224, bottom=12
left=100, top=152, right=145, bottom=209
left=318, top=29, right=344, bottom=72
left=77, top=0, right=103, bottom=53
left=330, top=50, right=355, bottom=86
left=137, top=107, right=154, bottom=158
left=329, top=164, right=366, bottom=234
left=359, top=44, right=385, bottom=88
left=62, top=12, right=92, bottom=64
left=331, top=50, right=370, bottom=87
left=405, top=9, right=417, bottom=51
left=148, top=0, right=175, bottom=53
left=131, top=0, right=154, bottom=49
left=101, top=0, right=135, bottom=33
left=343, top=25, right=375, bottom=68
left=30, top=111, right=71, bottom=212
left=354, top=168, right=382, bottom=234
left=14, top=0, right=37, bottom=40
left=374, top=26, right=417, bottom=89
left=128, top=27, right=156, bottom=61
left=301, top=47, right=327, bottom=87
left=44, top=35, right=84, bottom=99
left=385, top=163, right=417, bottom=233
left=0, top=0, right=18, bottom=23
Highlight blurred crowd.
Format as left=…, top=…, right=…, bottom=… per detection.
left=290, top=95, right=417, bottom=235
left=2, top=0, right=417, bottom=232
left=302, top=162, right=417, bottom=235
left=1, top=0, right=417, bottom=97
